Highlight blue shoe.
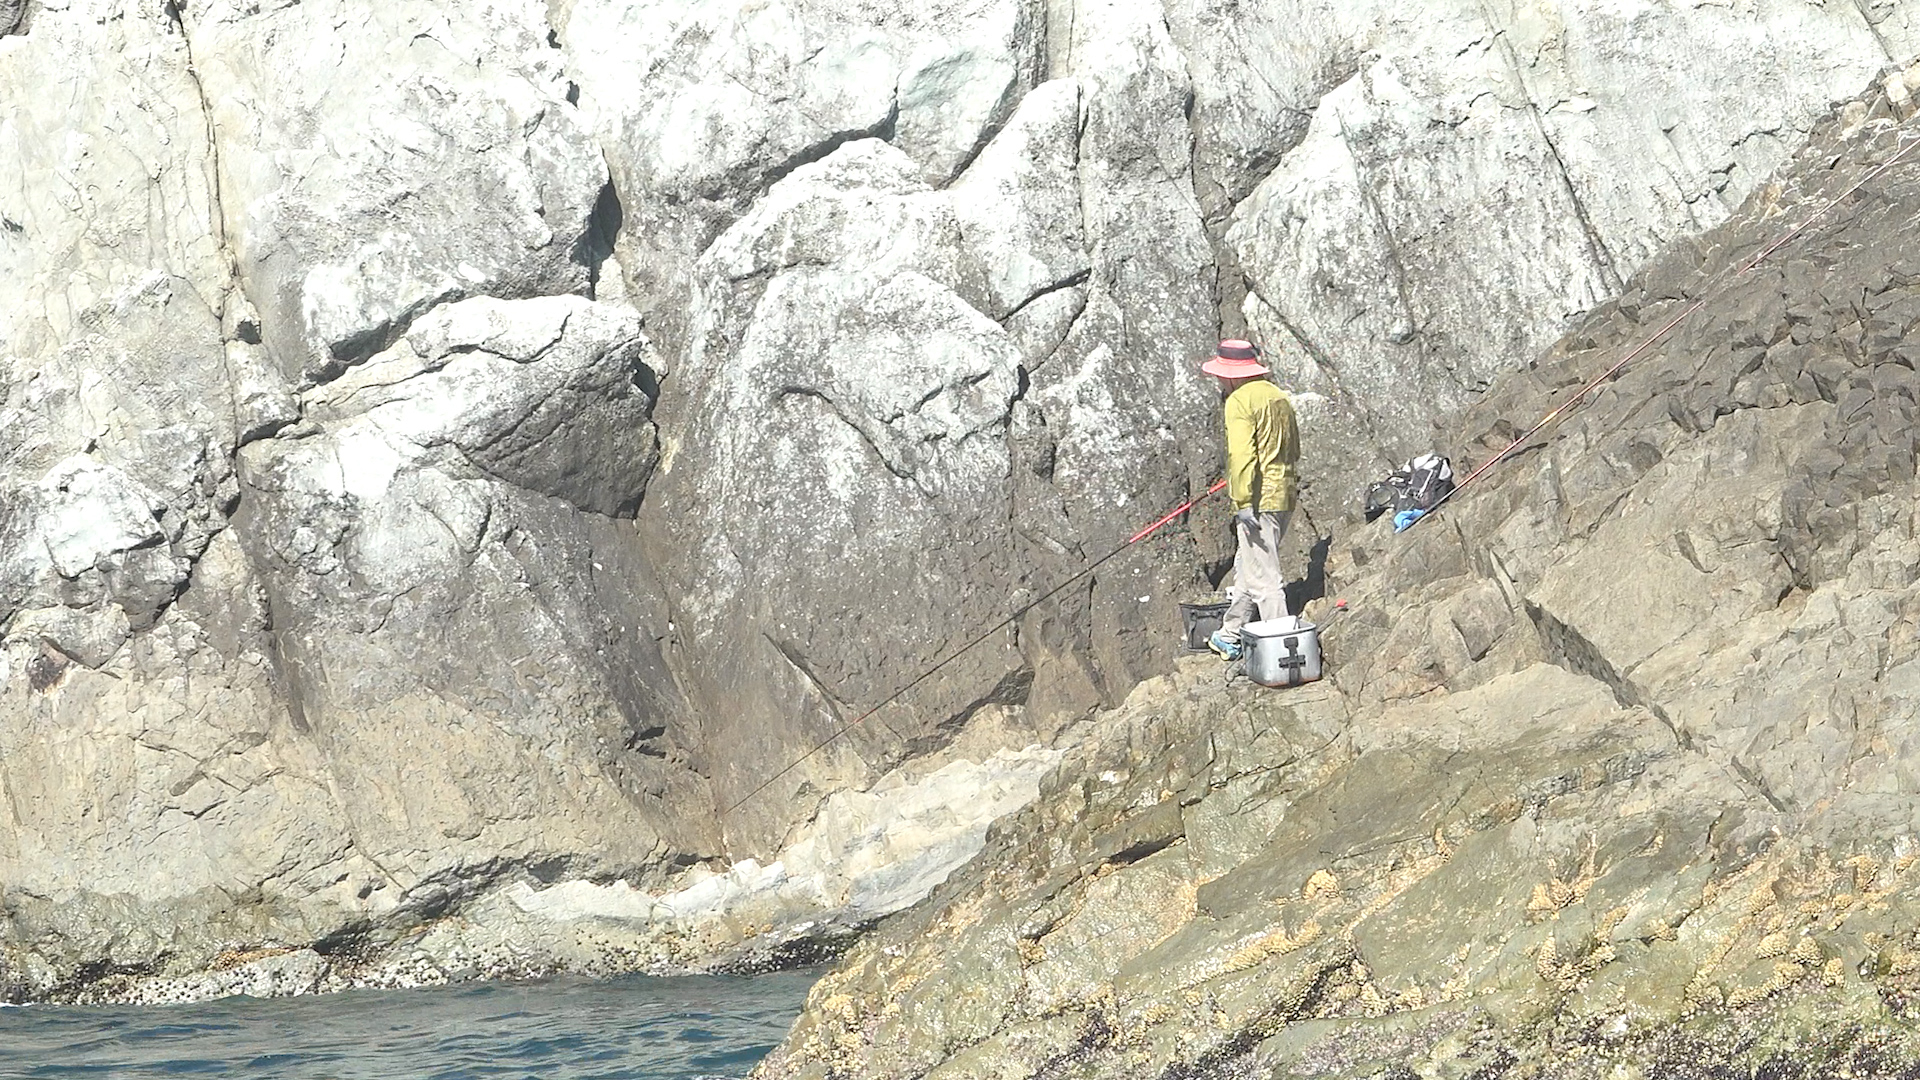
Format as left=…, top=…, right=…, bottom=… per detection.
left=1208, top=629, right=1243, bottom=661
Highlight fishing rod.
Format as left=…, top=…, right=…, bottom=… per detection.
left=724, top=130, right=1920, bottom=815
left=722, top=479, right=1229, bottom=817
left=1407, top=129, right=1920, bottom=530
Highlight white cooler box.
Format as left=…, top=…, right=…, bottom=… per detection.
left=1241, top=616, right=1322, bottom=688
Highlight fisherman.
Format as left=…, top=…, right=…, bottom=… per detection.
left=1202, top=339, right=1299, bottom=661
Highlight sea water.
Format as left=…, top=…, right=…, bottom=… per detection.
left=0, top=970, right=819, bottom=1079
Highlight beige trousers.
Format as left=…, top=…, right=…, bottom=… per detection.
left=1223, top=511, right=1291, bottom=632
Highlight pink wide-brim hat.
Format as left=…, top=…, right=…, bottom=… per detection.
left=1201, top=339, right=1269, bottom=378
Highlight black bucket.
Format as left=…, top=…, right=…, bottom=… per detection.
left=1178, top=601, right=1229, bottom=652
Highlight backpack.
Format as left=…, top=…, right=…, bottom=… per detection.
left=1398, top=452, right=1454, bottom=512
left=1362, top=453, right=1455, bottom=521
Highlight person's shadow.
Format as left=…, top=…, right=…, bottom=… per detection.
left=1284, top=535, right=1331, bottom=615
left=1203, top=532, right=1329, bottom=617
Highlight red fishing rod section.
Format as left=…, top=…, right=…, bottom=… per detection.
left=1131, top=480, right=1229, bottom=543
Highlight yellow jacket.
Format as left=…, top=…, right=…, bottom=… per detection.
left=1223, top=379, right=1299, bottom=512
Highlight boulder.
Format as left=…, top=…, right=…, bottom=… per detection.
left=180, top=0, right=607, bottom=382
left=641, top=7, right=1230, bottom=844
left=643, top=139, right=1034, bottom=849
left=232, top=294, right=702, bottom=893
left=554, top=0, right=1041, bottom=354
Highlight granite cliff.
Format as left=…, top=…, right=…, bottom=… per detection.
left=0, top=0, right=1915, bottom=1003
left=755, top=84, right=1920, bottom=1078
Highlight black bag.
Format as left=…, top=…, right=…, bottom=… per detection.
left=1362, top=479, right=1402, bottom=522
left=1362, top=453, right=1455, bottom=521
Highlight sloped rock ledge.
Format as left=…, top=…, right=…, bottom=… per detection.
left=753, top=83, right=1920, bottom=1080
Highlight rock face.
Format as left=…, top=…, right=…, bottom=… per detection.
left=185, top=0, right=609, bottom=382
left=1, top=0, right=1917, bottom=1003
left=1222, top=0, right=1895, bottom=510
left=753, top=94, right=1920, bottom=1077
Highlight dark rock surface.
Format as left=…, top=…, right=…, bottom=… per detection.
left=753, top=94, right=1920, bottom=1079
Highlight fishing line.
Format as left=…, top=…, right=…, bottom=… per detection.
left=1408, top=128, right=1920, bottom=529
left=722, top=480, right=1228, bottom=817
left=724, top=129, right=1920, bottom=815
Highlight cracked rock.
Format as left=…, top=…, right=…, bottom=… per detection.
left=181, top=0, right=608, bottom=384
left=4, top=0, right=1920, bottom=1013
left=756, top=73, right=1920, bottom=1080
